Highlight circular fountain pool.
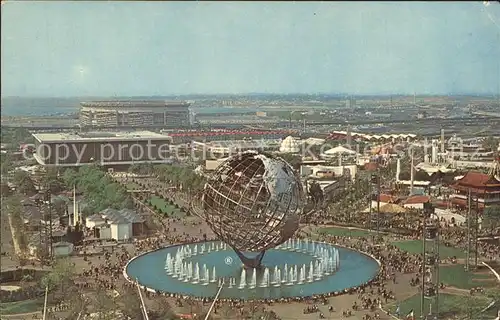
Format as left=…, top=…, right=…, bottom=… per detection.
left=125, top=239, right=379, bottom=299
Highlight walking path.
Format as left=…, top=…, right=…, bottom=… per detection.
left=441, top=287, right=472, bottom=296
left=5, top=176, right=498, bottom=320
left=0, top=311, right=41, bottom=319
left=482, top=262, right=500, bottom=283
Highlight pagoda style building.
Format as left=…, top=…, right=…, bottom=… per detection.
left=449, top=159, right=500, bottom=211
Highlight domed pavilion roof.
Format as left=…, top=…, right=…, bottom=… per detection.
left=279, top=136, right=300, bottom=153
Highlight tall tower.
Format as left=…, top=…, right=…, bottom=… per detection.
left=396, top=157, right=401, bottom=182
left=423, top=138, right=430, bottom=163
left=488, top=157, right=500, bottom=179
left=43, top=186, right=53, bottom=260
left=73, top=185, right=77, bottom=227
left=346, top=125, right=352, bottom=148
left=421, top=202, right=440, bottom=319
left=189, top=110, right=196, bottom=127
left=414, top=92, right=417, bottom=106
left=497, top=30, right=500, bottom=110
left=410, top=148, right=415, bottom=195
left=440, top=128, right=445, bottom=157
left=431, top=140, right=438, bottom=164
left=466, top=189, right=479, bottom=271
left=346, top=96, right=356, bottom=109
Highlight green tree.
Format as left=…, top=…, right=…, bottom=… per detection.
left=483, top=205, right=500, bottom=234
left=482, top=136, right=499, bottom=152
left=41, top=168, right=63, bottom=194
left=64, top=293, right=88, bottom=319
left=12, top=170, right=37, bottom=195
left=52, top=197, right=68, bottom=216
left=41, top=258, right=76, bottom=303
left=128, top=163, right=141, bottom=174
left=117, top=286, right=144, bottom=320
left=62, top=166, right=133, bottom=216
left=61, top=168, right=79, bottom=189
left=91, top=288, right=119, bottom=320
left=0, top=127, right=35, bottom=145
left=1, top=182, right=13, bottom=196
left=136, top=162, right=155, bottom=175
left=2, top=194, right=28, bottom=257
left=129, top=163, right=155, bottom=175
left=0, top=153, right=14, bottom=175
left=154, top=164, right=206, bottom=195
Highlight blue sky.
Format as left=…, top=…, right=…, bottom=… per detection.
left=1, top=1, right=500, bottom=97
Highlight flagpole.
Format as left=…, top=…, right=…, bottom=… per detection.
left=466, top=188, right=471, bottom=271
left=421, top=219, right=426, bottom=319
left=135, top=279, right=150, bottom=320
left=204, top=279, right=224, bottom=320
left=42, top=285, right=48, bottom=320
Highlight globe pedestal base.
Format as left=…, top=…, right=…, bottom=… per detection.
left=234, top=250, right=266, bottom=269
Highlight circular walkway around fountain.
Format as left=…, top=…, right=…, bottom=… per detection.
left=125, top=240, right=380, bottom=300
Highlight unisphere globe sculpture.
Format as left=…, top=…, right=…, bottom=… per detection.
left=202, top=151, right=305, bottom=268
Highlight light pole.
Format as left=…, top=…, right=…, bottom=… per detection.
left=370, top=171, right=381, bottom=242
left=466, top=189, right=479, bottom=272
left=44, top=184, right=53, bottom=261
left=421, top=201, right=439, bottom=319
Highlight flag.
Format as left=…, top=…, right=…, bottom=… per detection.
left=406, top=310, right=415, bottom=320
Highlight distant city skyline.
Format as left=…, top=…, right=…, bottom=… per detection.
left=1, top=1, right=500, bottom=97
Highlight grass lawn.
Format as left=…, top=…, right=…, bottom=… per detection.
left=148, top=196, right=185, bottom=217
left=391, top=240, right=466, bottom=259
left=385, top=293, right=490, bottom=319
left=439, top=264, right=496, bottom=289
left=0, top=298, right=44, bottom=315
left=318, top=227, right=379, bottom=238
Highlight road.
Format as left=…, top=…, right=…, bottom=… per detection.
left=2, top=116, right=499, bottom=130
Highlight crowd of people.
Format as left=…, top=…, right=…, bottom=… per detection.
left=68, top=207, right=395, bottom=320
left=65, top=182, right=499, bottom=320
left=6, top=170, right=499, bottom=320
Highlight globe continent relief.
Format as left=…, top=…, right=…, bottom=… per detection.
left=202, top=151, right=305, bottom=253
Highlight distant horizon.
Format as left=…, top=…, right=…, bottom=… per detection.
left=2, top=92, right=500, bottom=100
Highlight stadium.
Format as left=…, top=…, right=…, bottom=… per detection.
left=79, top=100, right=191, bottom=128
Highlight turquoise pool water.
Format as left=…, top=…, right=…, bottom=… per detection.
left=125, top=240, right=379, bottom=299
